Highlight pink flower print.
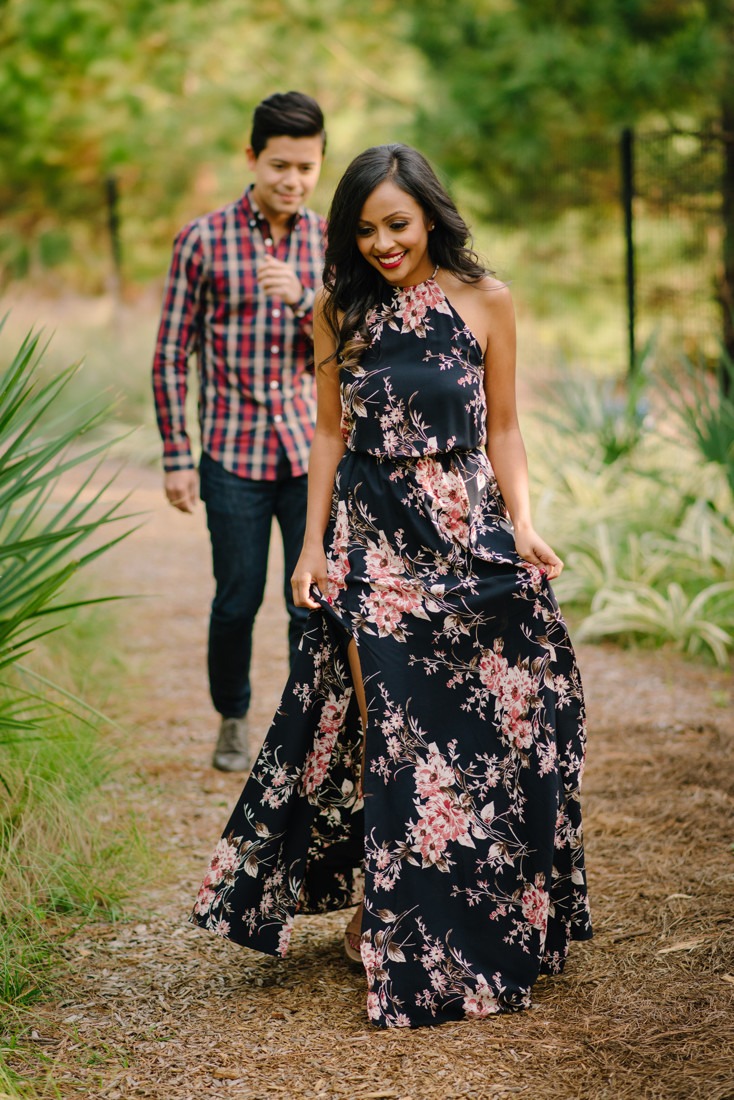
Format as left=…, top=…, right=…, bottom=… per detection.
left=393, top=280, right=452, bottom=336
left=365, top=592, right=404, bottom=637
left=500, top=711, right=534, bottom=751
left=367, top=992, right=381, bottom=1020
left=326, top=502, right=350, bottom=599
left=360, top=940, right=382, bottom=977
left=415, top=459, right=470, bottom=546
left=410, top=791, right=473, bottom=864
left=375, top=846, right=392, bottom=870
left=415, top=457, right=444, bottom=496
left=429, top=968, right=448, bottom=994
left=386, top=735, right=402, bottom=760
left=462, top=974, right=500, bottom=1018
left=426, top=942, right=446, bottom=965
left=410, top=811, right=449, bottom=865
left=414, top=745, right=455, bottom=799
left=364, top=533, right=406, bottom=581
left=478, top=649, right=508, bottom=693
left=193, top=885, right=216, bottom=916
left=380, top=578, right=425, bottom=617
left=498, top=664, right=536, bottom=717
left=424, top=792, right=472, bottom=843
left=210, top=838, right=241, bottom=877
left=277, top=918, right=294, bottom=957
left=301, top=690, right=351, bottom=794
left=521, top=879, right=549, bottom=933
left=339, top=406, right=352, bottom=444
left=397, top=294, right=431, bottom=335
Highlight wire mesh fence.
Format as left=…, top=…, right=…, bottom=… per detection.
left=633, top=126, right=723, bottom=365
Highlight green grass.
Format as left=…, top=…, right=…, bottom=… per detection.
left=0, top=323, right=147, bottom=1093
left=0, top=607, right=147, bottom=1082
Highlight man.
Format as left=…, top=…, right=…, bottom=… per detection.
left=152, top=91, right=327, bottom=772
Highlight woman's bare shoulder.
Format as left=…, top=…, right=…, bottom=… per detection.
left=443, top=271, right=511, bottom=298
left=473, top=273, right=512, bottom=298
left=315, top=284, right=345, bottom=323
left=314, top=285, right=330, bottom=310
left=468, top=276, right=514, bottom=325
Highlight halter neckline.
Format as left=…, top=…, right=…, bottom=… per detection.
left=393, top=264, right=439, bottom=291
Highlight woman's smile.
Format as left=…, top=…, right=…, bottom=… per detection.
left=356, top=179, right=434, bottom=287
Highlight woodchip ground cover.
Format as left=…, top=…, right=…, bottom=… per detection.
left=4, top=462, right=733, bottom=1100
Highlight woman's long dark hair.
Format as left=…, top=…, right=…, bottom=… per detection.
left=322, top=143, right=488, bottom=369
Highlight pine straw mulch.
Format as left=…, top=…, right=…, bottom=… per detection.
left=5, top=463, right=734, bottom=1100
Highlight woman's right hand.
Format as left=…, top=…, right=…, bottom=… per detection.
left=291, top=545, right=330, bottom=609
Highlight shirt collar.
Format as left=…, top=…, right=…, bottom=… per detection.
left=239, top=184, right=306, bottom=229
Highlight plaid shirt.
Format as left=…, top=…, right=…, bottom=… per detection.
left=152, top=185, right=326, bottom=480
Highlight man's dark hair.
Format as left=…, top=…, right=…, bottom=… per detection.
left=250, top=91, right=326, bottom=157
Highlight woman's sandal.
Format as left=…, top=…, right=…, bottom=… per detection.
left=343, top=905, right=363, bottom=966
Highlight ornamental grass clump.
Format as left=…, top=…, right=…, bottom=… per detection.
left=0, top=320, right=138, bottom=1035
left=526, top=359, right=734, bottom=666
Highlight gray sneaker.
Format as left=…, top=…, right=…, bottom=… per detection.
left=212, top=716, right=250, bottom=772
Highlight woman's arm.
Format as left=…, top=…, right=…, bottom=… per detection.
left=482, top=283, right=563, bottom=580
left=291, top=290, right=347, bottom=608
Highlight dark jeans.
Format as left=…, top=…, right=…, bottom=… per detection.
left=199, top=451, right=309, bottom=718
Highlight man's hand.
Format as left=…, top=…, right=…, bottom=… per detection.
left=257, top=254, right=304, bottom=307
left=164, top=469, right=198, bottom=514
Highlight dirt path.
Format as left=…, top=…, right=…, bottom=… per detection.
left=15, top=462, right=734, bottom=1100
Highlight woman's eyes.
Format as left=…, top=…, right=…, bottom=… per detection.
left=356, top=221, right=410, bottom=237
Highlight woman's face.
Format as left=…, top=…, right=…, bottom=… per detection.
left=355, top=179, right=434, bottom=287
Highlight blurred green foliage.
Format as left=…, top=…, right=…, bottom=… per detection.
left=0, top=0, right=425, bottom=285
left=2, top=0, right=732, bottom=287
left=406, top=0, right=731, bottom=221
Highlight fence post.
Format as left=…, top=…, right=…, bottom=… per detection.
left=105, top=175, right=122, bottom=297
left=620, top=128, right=636, bottom=376
left=722, top=103, right=734, bottom=397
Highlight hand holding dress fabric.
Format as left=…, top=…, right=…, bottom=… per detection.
left=513, top=525, right=564, bottom=580
left=291, top=545, right=330, bottom=609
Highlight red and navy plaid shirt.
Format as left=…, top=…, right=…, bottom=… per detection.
left=152, top=185, right=326, bottom=480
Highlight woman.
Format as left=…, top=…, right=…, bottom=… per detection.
left=192, top=144, right=591, bottom=1029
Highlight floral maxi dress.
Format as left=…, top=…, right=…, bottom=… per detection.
left=191, top=275, right=592, bottom=1028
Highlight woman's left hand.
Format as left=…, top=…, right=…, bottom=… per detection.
left=514, top=526, right=564, bottom=581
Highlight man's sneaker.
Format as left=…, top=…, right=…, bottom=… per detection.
left=212, top=716, right=250, bottom=772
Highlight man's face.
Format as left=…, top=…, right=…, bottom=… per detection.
left=246, top=134, right=323, bottom=223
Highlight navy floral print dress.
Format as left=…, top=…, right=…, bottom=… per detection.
left=191, top=276, right=592, bottom=1028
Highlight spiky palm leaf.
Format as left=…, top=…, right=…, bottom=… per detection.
left=0, top=320, right=135, bottom=769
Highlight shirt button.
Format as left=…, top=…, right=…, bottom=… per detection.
left=249, top=219, right=257, bottom=228
left=264, top=237, right=273, bottom=247
left=271, top=344, right=279, bottom=354
left=269, top=380, right=279, bottom=390
left=272, top=309, right=281, bottom=318
left=274, top=414, right=283, bottom=424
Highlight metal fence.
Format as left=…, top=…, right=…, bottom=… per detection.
left=628, top=126, right=723, bottom=370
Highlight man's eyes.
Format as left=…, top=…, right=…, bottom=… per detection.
left=271, top=163, right=317, bottom=172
